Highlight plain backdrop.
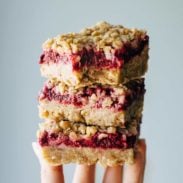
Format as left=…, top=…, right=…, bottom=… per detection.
left=1, top=0, right=183, bottom=182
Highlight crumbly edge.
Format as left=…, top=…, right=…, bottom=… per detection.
left=39, top=78, right=141, bottom=108
left=122, top=45, right=148, bottom=83
left=42, top=77, right=138, bottom=96
left=40, top=145, right=134, bottom=167
left=37, top=114, right=141, bottom=142
left=42, top=21, right=147, bottom=54
left=40, top=46, right=148, bottom=87
left=38, top=96, right=143, bottom=127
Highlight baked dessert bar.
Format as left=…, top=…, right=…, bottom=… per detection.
left=35, top=22, right=149, bottom=167
left=39, top=22, right=149, bottom=87
left=39, top=79, right=145, bottom=126
left=37, top=119, right=140, bottom=166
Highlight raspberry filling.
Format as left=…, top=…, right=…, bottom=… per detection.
left=39, top=131, right=137, bottom=149
left=39, top=80, right=145, bottom=110
left=39, top=36, right=149, bottom=70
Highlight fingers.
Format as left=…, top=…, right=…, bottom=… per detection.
left=32, top=139, right=146, bottom=183
left=72, top=164, right=96, bottom=183
left=32, top=142, right=62, bottom=169
left=102, top=139, right=146, bottom=183
left=32, top=142, right=47, bottom=166
left=32, top=142, right=64, bottom=183
left=102, top=165, right=123, bottom=183
left=123, top=139, right=146, bottom=183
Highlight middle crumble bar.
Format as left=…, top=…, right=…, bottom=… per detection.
left=39, top=78, right=145, bottom=127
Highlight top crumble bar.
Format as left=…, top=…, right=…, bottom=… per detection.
left=39, top=22, right=149, bottom=87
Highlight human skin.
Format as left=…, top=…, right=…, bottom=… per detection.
left=32, top=139, right=146, bottom=183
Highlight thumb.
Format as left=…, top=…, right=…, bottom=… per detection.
left=32, top=142, right=45, bottom=165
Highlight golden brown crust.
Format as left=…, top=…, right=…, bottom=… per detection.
left=40, top=145, right=134, bottom=167
left=42, top=21, right=147, bottom=54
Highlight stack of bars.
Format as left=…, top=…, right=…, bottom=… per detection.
left=37, top=22, right=149, bottom=166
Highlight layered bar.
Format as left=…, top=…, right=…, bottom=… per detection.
left=35, top=22, right=149, bottom=167
left=39, top=79, right=145, bottom=127
left=38, top=119, right=140, bottom=166
left=39, top=22, right=149, bottom=87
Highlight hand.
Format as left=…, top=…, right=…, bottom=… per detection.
left=32, top=143, right=64, bottom=183
left=102, top=139, right=146, bottom=183
left=32, top=139, right=146, bottom=183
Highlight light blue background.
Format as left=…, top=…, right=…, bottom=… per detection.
left=1, top=0, right=183, bottom=182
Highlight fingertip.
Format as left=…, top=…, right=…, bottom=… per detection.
left=32, top=142, right=37, bottom=148
left=139, top=138, right=146, bottom=144
left=32, top=142, right=36, bottom=152
left=32, top=142, right=40, bottom=158
left=137, top=139, right=146, bottom=154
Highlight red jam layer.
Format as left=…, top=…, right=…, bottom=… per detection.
left=39, top=131, right=137, bottom=149
left=39, top=79, right=145, bottom=111
left=39, top=36, right=149, bottom=70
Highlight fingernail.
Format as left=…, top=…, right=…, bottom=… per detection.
left=140, top=139, right=146, bottom=144
left=138, top=139, right=146, bottom=153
